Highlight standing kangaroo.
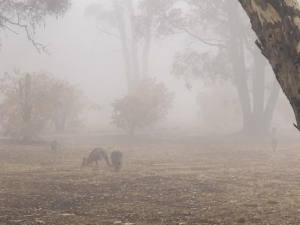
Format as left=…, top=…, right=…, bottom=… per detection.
left=50, top=139, right=59, bottom=151
left=271, top=127, right=277, bottom=152
left=110, top=150, right=123, bottom=172
left=82, top=148, right=110, bottom=167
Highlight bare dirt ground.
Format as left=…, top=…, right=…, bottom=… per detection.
left=1, top=134, right=300, bottom=224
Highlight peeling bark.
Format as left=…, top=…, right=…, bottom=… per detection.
left=238, top=0, right=300, bottom=129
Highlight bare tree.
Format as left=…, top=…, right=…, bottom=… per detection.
left=147, top=0, right=280, bottom=135
left=86, top=0, right=154, bottom=93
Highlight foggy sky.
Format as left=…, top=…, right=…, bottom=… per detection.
left=0, top=0, right=208, bottom=131
left=0, top=0, right=294, bottom=134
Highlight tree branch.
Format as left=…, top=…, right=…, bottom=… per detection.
left=96, top=26, right=121, bottom=40
left=0, top=0, right=71, bottom=54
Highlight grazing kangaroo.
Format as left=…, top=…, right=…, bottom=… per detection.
left=82, top=148, right=111, bottom=167
left=110, top=150, right=123, bottom=172
left=271, top=127, right=277, bottom=151
left=50, top=139, right=59, bottom=151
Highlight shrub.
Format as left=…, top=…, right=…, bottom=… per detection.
left=111, top=78, right=174, bottom=136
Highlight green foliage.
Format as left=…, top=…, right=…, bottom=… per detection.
left=111, top=78, right=174, bottom=136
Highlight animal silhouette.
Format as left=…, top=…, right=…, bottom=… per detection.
left=110, top=150, right=123, bottom=172
left=50, top=139, right=59, bottom=151
left=82, top=148, right=110, bottom=167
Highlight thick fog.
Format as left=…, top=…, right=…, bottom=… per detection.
left=0, top=0, right=296, bottom=136
left=3, top=1, right=300, bottom=225
left=0, top=0, right=209, bottom=133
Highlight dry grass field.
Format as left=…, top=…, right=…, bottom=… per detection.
left=1, top=134, right=300, bottom=224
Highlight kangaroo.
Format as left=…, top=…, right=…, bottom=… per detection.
left=110, top=150, right=123, bottom=172
left=82, top=148, right=111, bottom=167
left=271, top=127, right=277, bottom=152
left=50, top=139, right=59, bottom=151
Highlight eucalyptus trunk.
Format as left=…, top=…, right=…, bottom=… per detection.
left=126, top=0, right=140, bottom=87
left=238, top=0, right=300, bottom=130
left=23, top=73, right=32, bottom=143
left=227, top=1, right=253, bottom=133
left=143, top=9, right=153, bottom=78
left=114, top=1, right=134, bottom=93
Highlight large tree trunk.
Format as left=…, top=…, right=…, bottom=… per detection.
left=253, top=46, right=266, bottom=125
left=143, top=10, right=153, bottom=78
left=143, top=29, right=151, bottom=79
left=114, top=1, right=134, bottom=93
left=126, top=0, right=140, bottom=87
left=143, top=36, right=151, bottom=78
left=22, top=73, right=32, bottom=143
left=23, top=73, right=32, bottom=123
left=251, top=46, right=270, bottom=134
left=227, top=1, right=253, bottom=133
left=238, top=0, right=300, bottom=129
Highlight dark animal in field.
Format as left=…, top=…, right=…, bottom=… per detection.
left=50, top=139, right=59, bottom=151
left=110, top=150, right=123, bottom=171
left=271, top=127, right=277, bottom=151
left=82, top=148, right=110, bottom=167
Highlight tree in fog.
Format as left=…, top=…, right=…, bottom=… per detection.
left=51, top=85, right=102, bottom=133
left=0, top=0, right=71, bottom=53
left=238, top=1, right=300, bottom=131
left=0, top=70, right=101, bottom=140
left=198, top=84, right=242, bottom=131
left=85, top=0, right=154, bottom=92
left=111, top=78, right=174, bottom=136
left=147, top=0, right=280, bottom=135
left=0, top=70, right=67, bottom=142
